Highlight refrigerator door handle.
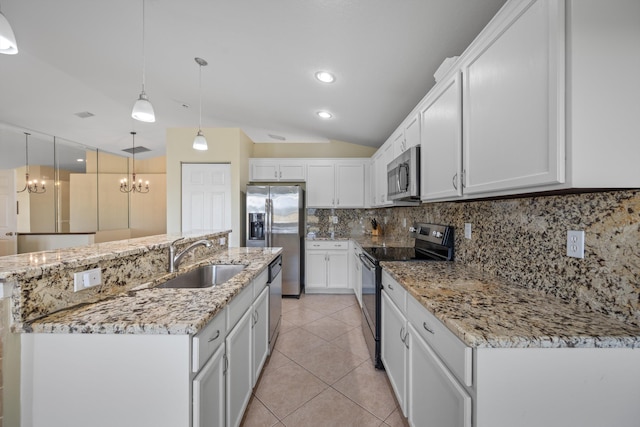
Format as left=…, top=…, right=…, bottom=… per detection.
left=265, top=198, right=272, bottom=247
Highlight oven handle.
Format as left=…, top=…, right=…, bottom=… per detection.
left=359, top=253, right=376, bottom=271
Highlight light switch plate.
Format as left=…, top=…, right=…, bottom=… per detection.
left=464, top=223, right=472, bottom=240
left=566, top=230, right=585, bottom=258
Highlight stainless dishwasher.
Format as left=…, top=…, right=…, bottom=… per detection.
left=267, top=255, right=282, bottom=353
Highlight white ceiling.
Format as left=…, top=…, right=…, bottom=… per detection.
left=0, top=0, right=506, bottom=160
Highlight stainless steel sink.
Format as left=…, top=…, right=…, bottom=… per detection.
left=157, top=264, right=245, bottom=289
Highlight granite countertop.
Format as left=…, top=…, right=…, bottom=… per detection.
left=307, top=235, right=413, bottom=248
left=381, top=261, right=640, bottom=349
left=24, top=247, right=282, bottom=335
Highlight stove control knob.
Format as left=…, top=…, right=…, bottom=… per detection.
left=434, top=231, right=443, bottom=238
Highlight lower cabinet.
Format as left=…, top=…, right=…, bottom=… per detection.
left=305, top=240, right=350, bottom=293
left=381, top=290, right=408, bottom=415
left=350, top=242, right=363, bottom=307
left=193, top=344, right=226, bottom=427
left=226, top=307, right=254, bottom=427
left=252, top=286, right=269, bottom=386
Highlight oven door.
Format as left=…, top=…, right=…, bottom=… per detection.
left=359, top=252, right=383, bottom=368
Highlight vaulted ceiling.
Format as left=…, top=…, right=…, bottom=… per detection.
left=0, top=0, right=506, bottom=159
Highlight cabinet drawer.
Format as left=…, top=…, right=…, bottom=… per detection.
left=306, top=240, right=349, bottom=250
left=192, top=309, right=227, bottom=372
left=381, top=269, right=407, bottom=312
left=253, top=268, right=268, bottom=297
left=227, top=281, right=254, bottom=331
left=407, top=295, right=472, bottom=387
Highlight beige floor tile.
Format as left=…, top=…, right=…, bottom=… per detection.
left=331, top=326, right=371, bottom=360
left=329, top=304, right=363, bottom=326
left=241, top=396, right=279, bottom=427
left=300, top=294, right=356, bottom=310
left=281, top=296, right=302, bottom=314
left=254, top=362, right=328, bottom=420
left=278, top=319, right=299, bottom=336
left=282, top=388, right=382, bottom=427
left=333, top=361, right=398, bottom=421
left=281, top=306, right=325, bottom=326
left=301, top=316, right=356, bottom=341
left=289, top=342, right=367, bottom=385
left=274, top=327, right=328, bottom=362
left=261, top=350, right=292, bottom=377
left=383, top=407, right=409, bottom=427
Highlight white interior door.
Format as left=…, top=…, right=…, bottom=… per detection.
left=0, top=169, right=18, bottom=256
left=181, top=163, right=231, bottom=235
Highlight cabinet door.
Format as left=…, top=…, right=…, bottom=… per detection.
left=306, top=251, right=328, bottom=288
left=378, top=144, right=394, bottom=206
left=327, top=251, right=349, bottom=288
left=403, top=114, right=420, bottom=151
left=407, top=323, right=471, bottom=427
left=392, top=130, right=406, bottom=157
left=251, top=162, right=279, bottom=181
left=307, top=164, right=336, bottom=208
left=226, top=309, right=253, bottom=427
left=193, top=344, right=226, bottom=427
left=252, top=287, right=269, bottom=387
left=335, top=164, right=365, bottom=208
left=351, top=249, right=363, bottom=307
left=421, top=72, right=463, bottom=201
left=462, top=0, right=565, bottom=195
left=381, top=291, right=407, bottom=415
left=278, top=163, right=306, bottom=181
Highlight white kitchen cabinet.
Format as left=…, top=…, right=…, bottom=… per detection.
left=193, top=343, right=226, bottom=427
left=420, top=72, right=463, bottom=201
left=407, top=323, right=471, bottom=427
left=371, top=143, right=394, bottom=207
left=226, top=307, right=253, bottom=427
left=393, top=114, right=420, bottom=158
left=306, top=162, right=366, bottom=208
left=250, top=159, right=306, bottom=182
left=252, top=286, right=269, bottom=387
left=305, top=240, right=350, bottom=293
left=461, top=0, right=565, bottom=195
left=381, top=290, right=408, bottom=416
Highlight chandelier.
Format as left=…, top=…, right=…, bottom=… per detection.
left=17, top=132, right=46, bottom=194
left=120, top=131, right=150, bottom=193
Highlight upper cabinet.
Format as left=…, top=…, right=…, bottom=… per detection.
left=420, top=72, right=463, bottom=201
left=307, top=161, right=367, bottom=208
left=250, top=159, right=306, bottom=182
left=461, top=0, right=565, bottom=195
left=371, top=143, right=394, bottom=208
left=393, top=114, right=421, bottom=158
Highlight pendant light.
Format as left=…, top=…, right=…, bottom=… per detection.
left=193, top=57, right=208, bottom=151
left=120, top=132, right=150, bottom=193
left=131, top=0, right=155, bottom=122
left=0, top=3, right=18, bottom=55
left=17, top=133, right=45, bottom=194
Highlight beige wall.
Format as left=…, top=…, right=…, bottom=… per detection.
left=251, top=139, right=376, bottom=158
left=166, top=128, right=253, bottom=247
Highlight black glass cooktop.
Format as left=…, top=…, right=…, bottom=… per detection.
left=362, top=246, right=435, bottom=262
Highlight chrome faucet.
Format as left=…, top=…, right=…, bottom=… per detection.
left=168, top=238, right=213, bottom=273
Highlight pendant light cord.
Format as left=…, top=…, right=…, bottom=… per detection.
left=141, top=0, right=146, bottom=92
left=198, top=64, right=202, bottom=131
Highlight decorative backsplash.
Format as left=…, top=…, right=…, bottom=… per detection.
left=307, top=190, right=640, bottom=327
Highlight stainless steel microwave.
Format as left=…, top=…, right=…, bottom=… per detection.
left=387, top=145, right=420, bottom=202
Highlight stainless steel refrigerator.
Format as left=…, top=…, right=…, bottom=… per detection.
left=246, top=185, right=304, bottom=297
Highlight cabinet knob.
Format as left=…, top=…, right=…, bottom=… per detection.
left=5, top=232, right=14, bottom=236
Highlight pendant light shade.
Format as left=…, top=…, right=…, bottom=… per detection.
left=193, top=57, right=208, bottom=151
left=132, top=91, right=155, bottom=123
left=132, top=0, right=155, bottom=123
left=0, top=11, right=18, bottom=55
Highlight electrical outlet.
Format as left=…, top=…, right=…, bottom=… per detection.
left=332, top=216, right=339, bottom=224
left=464, top=223, right=472, bottom=239
left=402, top=218, right=407, bottom=228
left=219, top=237, right=226, bottom=245
left=74, top=268, right=101, bottom=292
left=567, top=230, right=585, bottom=258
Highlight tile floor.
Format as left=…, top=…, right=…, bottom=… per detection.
left=241, top=293, right=409, bottom=427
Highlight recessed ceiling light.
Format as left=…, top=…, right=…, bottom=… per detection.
left=315, top=71, right=335, bottom=83
left=76, top=158, right=84, bottom=162
left=268, top=133, right=287, bottom=141
left=317, top=110, right=333, bottom=119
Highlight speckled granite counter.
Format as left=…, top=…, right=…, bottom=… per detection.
left=24, top=247, right=281, bottom=335
left=307, top=236, right=412, bottom=248
left=381, top=261, right=640, bottom=349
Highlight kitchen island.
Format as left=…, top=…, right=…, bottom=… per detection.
left=3, top=231, right=282, bottom=427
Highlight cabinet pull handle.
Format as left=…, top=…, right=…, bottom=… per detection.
left=388, top=283, right=394, bottom=290
left=462, top=169, right=466, bottom=189
left=274, top=171, right=278, bottom=178
left=400, top=326, right=405, bottom=344
left=337, top=198, right=340, bottom=205
left=452, top=173, right=458, bottom=190
left=255, top=310, right=259, bottom=325
left=404, top=329, right=410, bottom=349
left=207, top=330, right=220, bottom=342
left=279, top=171, right=282, bottom=178
left=423, top=322, right=434, bottom=334
left=223, top=354, right=228, bottom=375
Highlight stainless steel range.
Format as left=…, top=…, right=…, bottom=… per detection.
left=359, top=223, right=454, bottom=369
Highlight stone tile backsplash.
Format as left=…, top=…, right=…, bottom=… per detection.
left=307, top=190, right=640, bottom=327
